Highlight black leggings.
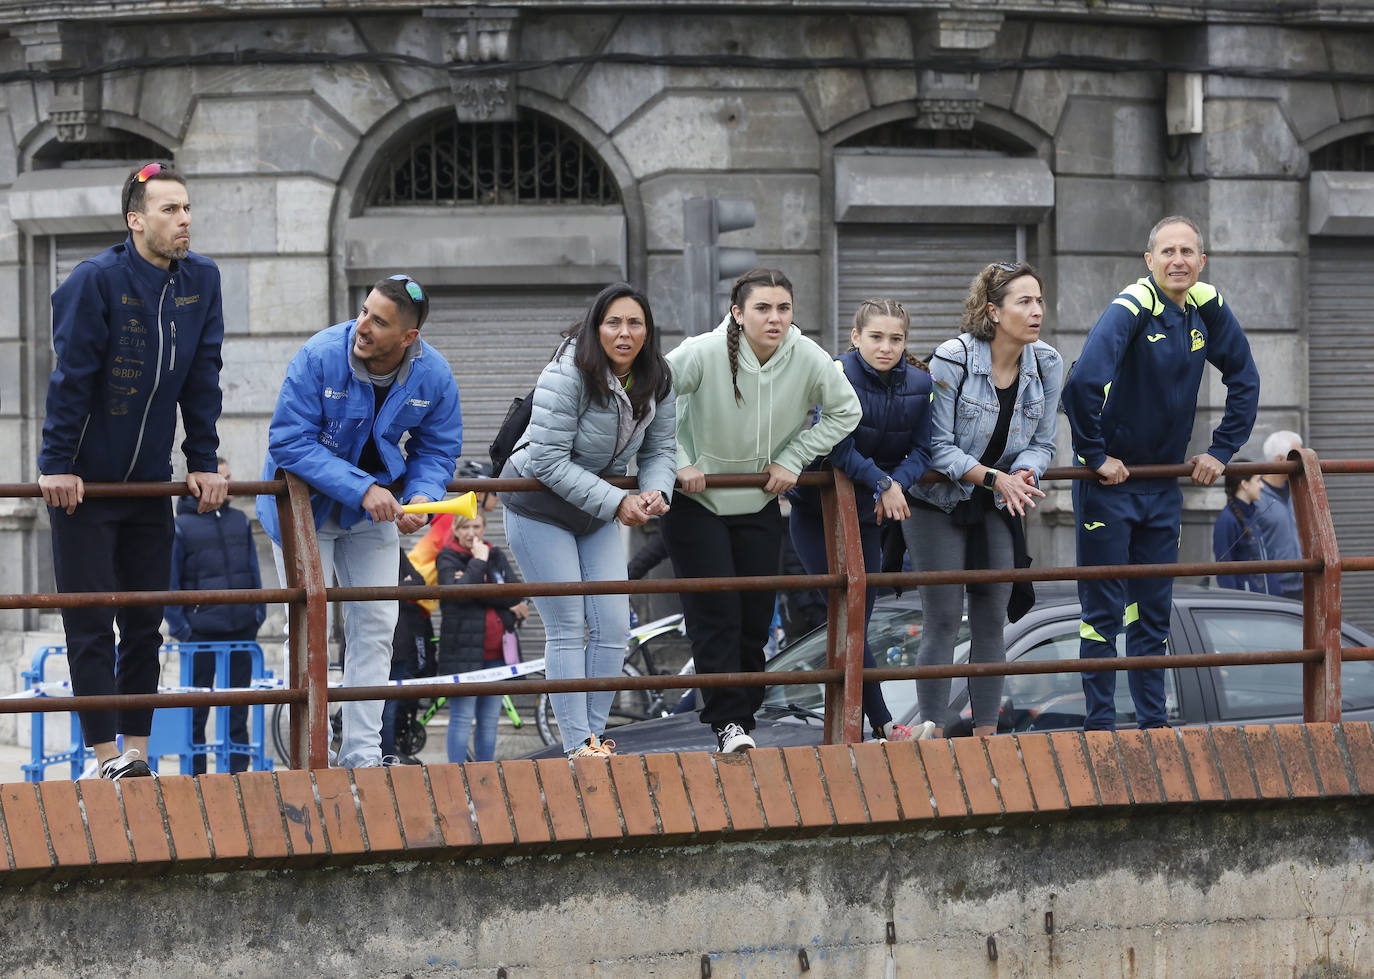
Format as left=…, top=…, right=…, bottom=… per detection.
left=660, top=495, right=781, bottom=732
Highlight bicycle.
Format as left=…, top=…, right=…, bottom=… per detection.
left=534, top=612, right=689, bottom=747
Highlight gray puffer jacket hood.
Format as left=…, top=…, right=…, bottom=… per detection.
left=508, top=337, right=677, bottom=522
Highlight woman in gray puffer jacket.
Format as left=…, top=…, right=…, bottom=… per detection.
left=499, top=282, right=676, bottom=758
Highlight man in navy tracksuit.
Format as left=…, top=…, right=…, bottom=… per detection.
left=1062, top=216, right=1259, bottom=730
left=167, top=457, right=266, bottom=774
left=39, top=163, right=228, bottom=780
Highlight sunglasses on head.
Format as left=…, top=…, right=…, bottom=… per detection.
left=122, top=162, right=166, bottom=215
left=992, top=261, right=1021, bottom=273
left=387, top=273, right=425, bottom=304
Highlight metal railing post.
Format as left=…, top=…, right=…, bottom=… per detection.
left=820, top=468, right=868, bottom=744
left=1290, top=448, right=1343, bottom=722
left=275, top=471, right=331, bottom=769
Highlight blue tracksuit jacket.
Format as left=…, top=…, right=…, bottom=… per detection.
left=1062, top=275, right=1260, bottom=489
left=39, top=235, right=224, bottom=481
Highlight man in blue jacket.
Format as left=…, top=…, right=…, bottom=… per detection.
left=167, top=457, right=266, bottom=774
left=256, top=274, right=461, bottom=768
left=38, top=162, right=228, bottom=781
left=1062, top=216, right=1259, bottom=731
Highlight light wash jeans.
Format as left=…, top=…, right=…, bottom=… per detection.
left=504, top=508, right=628, bottom=754
left=448, top=692, right=501, bottom=762
left=273, top=514, right=399, bottom=767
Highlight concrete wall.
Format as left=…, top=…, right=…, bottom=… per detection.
left=0, top=727, right=1371, bottom=976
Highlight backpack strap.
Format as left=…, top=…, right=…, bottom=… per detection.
left=930, top=336, right=972, bottom=404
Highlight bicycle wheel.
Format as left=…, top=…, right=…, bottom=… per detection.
left=535, top=662, right=654, bottom=747
left=270, top=702, right=342, bottom=766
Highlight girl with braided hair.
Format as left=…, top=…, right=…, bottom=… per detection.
left=662, top=268, right=861, bottom=753
left=787, top=299, right=936, bottom=742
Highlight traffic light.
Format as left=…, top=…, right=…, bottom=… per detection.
left=682, top=197, right=757, bottom=336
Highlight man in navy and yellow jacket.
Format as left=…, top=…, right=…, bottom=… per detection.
left=1062, top=216, right=1259, bottom=731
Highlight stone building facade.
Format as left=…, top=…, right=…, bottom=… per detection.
left=2, top=0, right=1373, bottom=643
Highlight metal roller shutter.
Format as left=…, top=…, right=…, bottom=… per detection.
left=419, top=286, right=600, bottom=664
left=836, top=223, right=1020, bottom=357
left=1308, top=237, right=1374, bottom=630
left=55, top=233, right=125, bottom=289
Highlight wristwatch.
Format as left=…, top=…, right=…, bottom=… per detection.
left=875, top=476, right=894, bottom=494
left=982, top=469, right=999, bottom=489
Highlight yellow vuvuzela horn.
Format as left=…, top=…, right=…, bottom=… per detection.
left=400, top=492, right=477, bottom=518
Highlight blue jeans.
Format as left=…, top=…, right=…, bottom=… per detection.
left=448, top=687, right=501, bottom=762
left=273, top=514, right=399, bottom=767
left=504, top=508, right=629, bottom=753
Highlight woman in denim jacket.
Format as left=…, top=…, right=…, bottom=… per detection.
left=902, top=262, right=1063, bottom=737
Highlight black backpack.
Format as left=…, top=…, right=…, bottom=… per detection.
left=487, top=337, right=572, bottom=476
left=488, top=388, right=535, bottom=476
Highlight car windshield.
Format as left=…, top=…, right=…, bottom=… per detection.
left=762, top=602, right=972, bottom=721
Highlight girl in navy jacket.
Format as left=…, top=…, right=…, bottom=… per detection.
left=788, top=299, right=933, bottom=741
left=1213, top=465, right=1270, bottom=593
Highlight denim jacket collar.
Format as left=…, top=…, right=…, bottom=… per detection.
left=965, top=336, right=1041, bottom=383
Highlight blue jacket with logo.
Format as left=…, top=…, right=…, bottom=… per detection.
left=1062, top=275, right=1259, bottom=490
left=39, top=235, right=223, bottom=481
left=166, top=495, right=266, bottom=640
left=255, top=322, right=463, bottom=544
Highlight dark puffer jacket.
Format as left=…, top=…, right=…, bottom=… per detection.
left=791, top=349, right=933, bottom=513
left=436, top=546, right=523, bottom=675
left=166, top=496, right=266, bottom=640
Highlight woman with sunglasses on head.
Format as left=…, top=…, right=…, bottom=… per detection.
left=498, top=282, right=676, bottom=758
left=662, top=268, right=861, bottom=753
left=787, top=299, right=935, bottom=742
left=903, top=262, right=1062, bottom=738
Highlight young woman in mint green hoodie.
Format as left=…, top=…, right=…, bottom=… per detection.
left=662, top=268, right=861, bottom=753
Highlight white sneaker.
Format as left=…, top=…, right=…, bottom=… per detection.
left=714, top=722, right=755, bottom=753
left=912, top=721, right=937, bottom=741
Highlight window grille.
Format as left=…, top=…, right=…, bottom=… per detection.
left=368, top=110, right=620, bottom=206
left=837, top=121, right=1021, bottom=153
left=1310, top=133, right=1374, bottom=172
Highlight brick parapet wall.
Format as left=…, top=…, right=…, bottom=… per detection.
left=1, top=723, right=1370, bottom=884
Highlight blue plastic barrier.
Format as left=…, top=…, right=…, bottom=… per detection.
left=22, top=641, right=274, bottom=782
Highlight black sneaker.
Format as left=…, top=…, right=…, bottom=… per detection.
left=714, top=722, right=755, bottom=753
left=101, top=748, right=153, bottom=780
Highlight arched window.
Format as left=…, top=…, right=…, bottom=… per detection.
left=31, top=133, right=172, bottom=170
left=1310, top=132, right=1374, bottom=171
left=367, top=109, right=620, bottom=207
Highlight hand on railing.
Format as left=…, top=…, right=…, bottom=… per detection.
left=37, top=473, right=84, bottom=514
left=676, top=465, right=706, bottom=494
left=1187, top=452, right=1225, bottom=486
left=186, top=469, right=228, bottom=512
left=1094, top=456, right=1129, bottom=486
left=761, top=462, right=799, bottom=495
left=994, top=469, right=1045, bottom=517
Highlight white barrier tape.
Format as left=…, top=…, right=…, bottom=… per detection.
left=6, top=657, right=549, bottom=700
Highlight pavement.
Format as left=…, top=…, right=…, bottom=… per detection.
left=0, top=703, right=550, bottom=784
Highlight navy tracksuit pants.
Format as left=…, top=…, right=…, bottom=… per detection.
left=1073, top=480, right=1180, bottom=730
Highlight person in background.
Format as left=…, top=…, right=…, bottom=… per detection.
left=1257, top=430, right=1305, bottom=600
left=662, top=268, right=860, bottom=753
left=788, top=298, right=933, bottom=742
left=1213, top=462, right=1270, bottom=593
left=381, top=549, right=434, bottom=764
left=436, top=510, right=528, bottom=762
left=499, top=282, right=677, bottom=758
left=904, top=262, right=1062, bottom=739
left=167, top=457, right=265, bottom=774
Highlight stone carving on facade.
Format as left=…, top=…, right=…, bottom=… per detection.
left=431, top=6, right=519, bottom=123
left=910, top=12, right=1001, bottom=132
left=13, top=21, right=103, bottom=143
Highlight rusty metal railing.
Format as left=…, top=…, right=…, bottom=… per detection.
left=0, top=447, right=1364, bottom=770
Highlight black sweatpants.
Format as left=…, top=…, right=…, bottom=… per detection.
left=660, top=494, right=781, bottom=732
left=50, top=497, right=174, bottom=746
